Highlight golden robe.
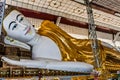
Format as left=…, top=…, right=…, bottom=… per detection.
left=38, top=20, right=120, bottom=71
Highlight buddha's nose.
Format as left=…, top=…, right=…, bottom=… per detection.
left=16, top=21, right=27, bottom=30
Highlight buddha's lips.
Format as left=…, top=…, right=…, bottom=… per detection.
left=25, top=27, right=31, bottom=35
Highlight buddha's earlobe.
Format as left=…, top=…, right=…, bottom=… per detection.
left=2, top=24, right=7, bottom=36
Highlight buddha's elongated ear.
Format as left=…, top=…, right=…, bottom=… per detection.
left=2, top=26, right=7, bottom=36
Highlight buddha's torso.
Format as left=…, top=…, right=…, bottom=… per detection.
left=31, top=35, right=62, bottom=60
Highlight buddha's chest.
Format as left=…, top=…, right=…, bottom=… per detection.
left=31, top=36, right=62, bottom=60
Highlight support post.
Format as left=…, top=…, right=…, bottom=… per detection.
left=84, top=0, right=100, bottom=68
left=56, top=16, right=61, bottom=26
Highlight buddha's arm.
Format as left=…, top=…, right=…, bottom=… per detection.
left=1, top=56, right=93, bottom=72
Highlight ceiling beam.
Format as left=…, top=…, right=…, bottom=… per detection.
left=91, top=3, right=115, bottom=15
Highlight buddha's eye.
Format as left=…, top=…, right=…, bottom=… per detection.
left=16, top=14, right=24, bottom=22
left=12, top=24, right=17, bottom=30
left=19, top=17, right=24, bottom=22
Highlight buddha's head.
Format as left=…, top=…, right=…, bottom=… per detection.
left=3, top=10, right=36, bottom=43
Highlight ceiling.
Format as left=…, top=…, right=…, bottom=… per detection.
left=5, top=0, right=120, bottom=34
left=92, top=0, right=120, bottom=14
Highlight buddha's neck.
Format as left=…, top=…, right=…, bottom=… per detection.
left=26, top=34, right=40, bottom=46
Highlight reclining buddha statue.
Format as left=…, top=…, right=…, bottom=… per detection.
left=1, top=8, right=120, bottom=74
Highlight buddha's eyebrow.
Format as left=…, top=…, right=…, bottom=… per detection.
left=16, top=14, right=22, bottom=21
left=9, top=21, right=16, bottom=29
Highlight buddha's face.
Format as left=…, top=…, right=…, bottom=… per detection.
left=3, top=10, right=36, bottom=42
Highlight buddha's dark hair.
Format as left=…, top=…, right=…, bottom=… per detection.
left=4, top=5, right=18, bottom=19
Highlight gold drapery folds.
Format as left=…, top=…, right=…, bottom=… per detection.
left=38, top=20, right=120, bottom=72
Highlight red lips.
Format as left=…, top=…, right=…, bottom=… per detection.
left=25, top=27, right=31, bottom=35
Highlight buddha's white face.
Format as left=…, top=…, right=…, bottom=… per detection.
left=3, top=10, right=36, bottom=42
